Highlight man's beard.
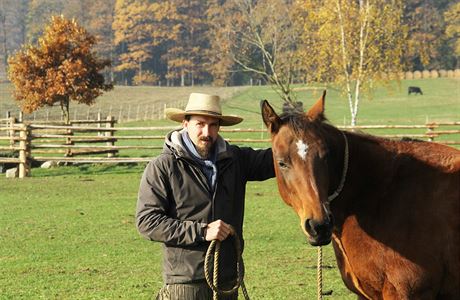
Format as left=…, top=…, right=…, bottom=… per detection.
left=196, top=136, right=214, bottom=158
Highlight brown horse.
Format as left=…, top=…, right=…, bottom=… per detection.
left=261, top=92, right=460, bottom=299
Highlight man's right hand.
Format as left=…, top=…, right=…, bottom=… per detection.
left=205, top=220, right=234, bottom=241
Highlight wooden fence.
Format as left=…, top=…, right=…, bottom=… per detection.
left=1, top=97, right=187, bottom=123
left=0, top=117, right=459, bottom=178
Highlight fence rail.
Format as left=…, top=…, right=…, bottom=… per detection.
left=1, top=117, right=459, bottom=178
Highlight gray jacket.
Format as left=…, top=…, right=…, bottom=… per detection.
left=136, top=129, right=275, bottom=284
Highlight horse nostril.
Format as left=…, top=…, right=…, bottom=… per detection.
left=305, top=219, right=318, bottom=237
left=305, top=218, right=332, bottom=238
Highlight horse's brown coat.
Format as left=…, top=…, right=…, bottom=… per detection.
left=261, top=93, right=460, bottom=299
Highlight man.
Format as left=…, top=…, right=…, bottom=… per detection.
left=136, top=93, right=275, bottom=299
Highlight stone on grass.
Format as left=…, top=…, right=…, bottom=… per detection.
left=41, top=161, right=58, bottom=169
left=6, top=167, right=18, bottom=178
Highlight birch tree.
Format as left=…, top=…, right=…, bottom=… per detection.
left=295, top=0, right=405, bottom=126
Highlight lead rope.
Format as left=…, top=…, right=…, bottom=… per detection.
left=317, top=246, right=323, bottom=300
left=317, top=131, right=349, bottom=299
left=204, top=230, right=250, bottom=300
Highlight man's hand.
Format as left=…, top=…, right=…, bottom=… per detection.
left=205, top=220, right=234, bottom=241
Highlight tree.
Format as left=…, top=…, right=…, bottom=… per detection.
left=84, top=0, right=116, bottom=81
left=8, top=15, right=113, bottom=123
left=160, top=0, right=209, bottom=86
left=0, top=0, right=28, bottom=77
left=26, top=0, right=65, bottom=44
left=402, top=0, right=446, bottom=70
left=294, top=0, right=406, bottom=126
left=444, top=2, right=460, bottom=66
left=112, top=0, right=155, bottom=85
left=208, top=0, right=301, bottom=102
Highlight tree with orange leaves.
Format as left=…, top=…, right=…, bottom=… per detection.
left=8, top=15, right=113, bottom=124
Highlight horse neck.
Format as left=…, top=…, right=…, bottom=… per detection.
left=328, top=130, right=396, bottom=227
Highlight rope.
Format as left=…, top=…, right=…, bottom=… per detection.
left=319, top=131, right=348, bottom=298
left=317, top=246, right=323, bottom=300
left=204, top=231, right=250, bottom=300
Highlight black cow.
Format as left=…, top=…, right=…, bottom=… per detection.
left=408, top=86, right=423, bottom=95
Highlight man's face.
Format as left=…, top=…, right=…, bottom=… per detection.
left=183, top=115, right=220, bottom=158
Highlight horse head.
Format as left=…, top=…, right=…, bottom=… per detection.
left=261, top=91, right=347, bottom=246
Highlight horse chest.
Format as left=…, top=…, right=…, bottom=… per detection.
left=332, top=226, right=433, bottom=299
left=332, top=234, right=386, bottom=299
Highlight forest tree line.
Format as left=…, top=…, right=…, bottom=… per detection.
left=0, top=0, right=459, bottom=87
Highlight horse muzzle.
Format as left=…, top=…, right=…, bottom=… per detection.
left=303, top=217, right=333, bottom=246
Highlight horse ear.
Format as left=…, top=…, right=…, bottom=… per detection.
left=260, top=100, right=281, bottom=133
left=307, top=90, right=326, bottom=121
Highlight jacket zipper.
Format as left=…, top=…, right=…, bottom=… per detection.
left=178, top=156, right=216, bottom=220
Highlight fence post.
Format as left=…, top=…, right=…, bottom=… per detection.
left=426, top=123, right=435, bottom=142
left=18, top=124, right=31, bottom=178
left=65, top=125, right=74, bottom=157
left=97, top=112, right=102, bottom=136
left=8, top=117, right=16, bottom=147
left=106, top=116, right=117, bottom=158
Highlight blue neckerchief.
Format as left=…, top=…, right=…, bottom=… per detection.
left=181, top=131, right=217, bottom=191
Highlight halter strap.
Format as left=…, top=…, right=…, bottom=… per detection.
left=328, top=131, right=349, bottom=202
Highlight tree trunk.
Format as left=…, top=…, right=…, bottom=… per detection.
left=60, top=99, right=70, bottom=125
left=139, top=61, right=142, bottom=83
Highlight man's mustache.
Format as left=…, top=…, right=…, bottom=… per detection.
left=199, top=136, right=213, bottom=143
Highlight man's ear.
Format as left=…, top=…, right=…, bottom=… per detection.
left=306, top=90, right=326, bottom=121
left=260, top=100, right=281, bottom=133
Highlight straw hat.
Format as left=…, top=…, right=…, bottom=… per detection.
left=165, top=93, right=243, bottom=126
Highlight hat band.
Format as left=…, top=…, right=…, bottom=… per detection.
left=185, top=110, right=222, bottom=116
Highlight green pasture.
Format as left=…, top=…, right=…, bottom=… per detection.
left=0, top=166, right=353, bottom=299
left=0, top=78, right=459, bottom=299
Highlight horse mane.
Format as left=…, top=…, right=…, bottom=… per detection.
left=279, top=111, right=330, bottom=139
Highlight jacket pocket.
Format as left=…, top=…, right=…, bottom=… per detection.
left=164, top=246, right=183, bottom=273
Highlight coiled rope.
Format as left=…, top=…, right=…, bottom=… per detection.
left=204, top=230, right=250, bottom=300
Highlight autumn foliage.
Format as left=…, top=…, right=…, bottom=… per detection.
left=7, top=15, right=113, bottom=123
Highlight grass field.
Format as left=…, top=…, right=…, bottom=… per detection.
left=0, top=165, right=354, bottom=299
left=0, top=78, right=459, bottom=299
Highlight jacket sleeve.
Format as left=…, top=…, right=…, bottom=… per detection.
left=136, top=158, right=207, bottom=246
left=241, top=147, right=275, bottom=181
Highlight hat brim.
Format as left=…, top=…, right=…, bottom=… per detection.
left=165, top=108, right=243, bottom=126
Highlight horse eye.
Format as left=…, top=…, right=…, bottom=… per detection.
left=278, top=160, right=289, bottom=169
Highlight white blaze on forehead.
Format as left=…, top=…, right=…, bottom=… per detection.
left=296, top=139, right=309, bottom=160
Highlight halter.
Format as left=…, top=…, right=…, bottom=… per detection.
left=327, top=131, right=349, bottom=202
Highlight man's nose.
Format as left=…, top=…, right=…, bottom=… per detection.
left=202, top=124, right=210, bottom=135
